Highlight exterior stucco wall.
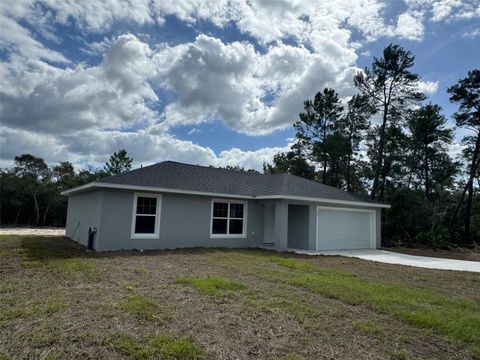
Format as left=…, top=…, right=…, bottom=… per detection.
left=65, top=187, right=383, bottom=252
left=65, top=190, right=103, bottom=248
left=263, top=199, right=383, bottom=251
left=93, top=189, right=264, bottom=251
left=287, top=205, right=309, bottom=250
left=376, top=208, right=382, bottom=248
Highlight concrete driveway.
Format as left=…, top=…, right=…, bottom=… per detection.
left=291, top=249, right=480, bottom=273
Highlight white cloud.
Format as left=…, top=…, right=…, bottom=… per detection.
left=0, top=15, right=68, bottom=63
left=417, top=80, right=439, bottom=94
left=462, top=27, right=480, bottom=38
left=2, top=0, right=476, bottom=171
left=1, top=34, right=157, bottom=134
left=395, top=11, right=425, bottom=41
left=404, top=0, right=480, bottom=23
left=0, top=125, right=289, bottom=171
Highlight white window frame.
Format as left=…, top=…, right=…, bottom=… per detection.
left=131, top=192, right=162, bottom=239
left=210, top=199, right=247, bottom=238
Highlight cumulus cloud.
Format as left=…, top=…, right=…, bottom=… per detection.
left=1, top=34, right=157, bottom=134
left=417, top=80, right=439, bottom=95
left=462, top=27, right=480, bottom=38
left=1, top=0, right=476, bottom=170
left=395, top=11, right=425, bottom=40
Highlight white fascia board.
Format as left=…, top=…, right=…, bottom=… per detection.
left=255, top=195, right=391, bottom=208
left=61, top=182, right=390, bottom=208
left=61, top=182, right=255, bottom=199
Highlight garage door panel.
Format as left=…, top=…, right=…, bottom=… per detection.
left=317, top=208, right=373, bottom=250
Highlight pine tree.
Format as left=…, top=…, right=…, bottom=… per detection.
left=355, top=44, right=425, bottom=200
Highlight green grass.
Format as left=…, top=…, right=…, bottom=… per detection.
left=264, top=256, right=480, bottom=346
left=352, top=320, right=382, bottom=335
left=15, top=236, right=97, bottom=278
left=175, top=276, right=247, bottom=296
left=0, top=299, right=64, bottom=320
left=120, top=295, right=170, bottom=323
left=106, top=333, right=204, bottom=360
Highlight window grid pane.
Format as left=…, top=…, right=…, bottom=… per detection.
left=135, top=215, right=155, bottom=234
left=213, top=202, right=228, bottom=217
left=212, top=218, right=228, bottom=234
left=229, top=219, right=243, bottom=234
left=211, top=201, right=245, bottom=235
left=229, top=203, right=244, bottom=218
left=136, top=197, right=157, bottom=215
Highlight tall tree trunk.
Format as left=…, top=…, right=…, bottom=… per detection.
left=42, top=202, right=51, bottom=225
left=31, top=189, right=40, bottom=226
left=465, top=133, right=480, bottom=242
left=346, top=153, right=352, bottom=192
left=465, top=180, right=473, bottom=243
left=407, top=148, right=417, bottom=189
left=370, top=105, right=388, bottom=200
left=322, top=118, right=327, bottom=184
left=346, top=123, right=354, bottom=192
left=450, top=133, right=480, bottom=242
left=14, top=208, right=21, bottom=226
left=424, top=142, right=430, bottom=201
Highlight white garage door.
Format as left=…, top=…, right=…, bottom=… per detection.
left=316, top=207, right=375, bottom=250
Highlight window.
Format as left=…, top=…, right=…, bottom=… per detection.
left=131, top=193, right=161, bottom=238
left=211, top=200, right=246, bottom=237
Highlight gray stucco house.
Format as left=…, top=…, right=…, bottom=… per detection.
left=62, top=161, right=389, bottom=252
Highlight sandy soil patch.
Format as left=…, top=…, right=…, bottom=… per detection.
left=0, top=227, right=65, bottom=236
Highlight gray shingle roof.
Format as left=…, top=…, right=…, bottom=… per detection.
left=98, top=161, right=380, bottom=205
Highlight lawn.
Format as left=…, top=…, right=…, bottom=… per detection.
left=0, top=235, right=479, bottom=359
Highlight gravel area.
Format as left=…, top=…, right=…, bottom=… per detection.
left=0, top=227, right=65, bottom=236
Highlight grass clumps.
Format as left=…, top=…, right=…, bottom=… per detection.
left=175, top=276, right=246, bottom=296
left=0, top=299, right=64, bottom=320
left=106, top=333, right=204, bottom=360
left=260, top=257, right=480, bottom=347
left=120, top=295, right=170, bottom=323
left=17, top=236, right=97, bottom=278
left=352, top=320, right=381, bottom=335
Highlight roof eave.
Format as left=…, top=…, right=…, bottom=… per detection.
left=254, top=195, right=390, bottom=208
left=62, top=182, right=390, bottom=208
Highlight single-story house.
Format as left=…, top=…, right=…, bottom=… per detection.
left=62, top=161, right=389, bottom=252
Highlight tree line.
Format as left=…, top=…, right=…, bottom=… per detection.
left=264, top=44, right=479, bottom=247
left=0, top=150, right=133, bottom=227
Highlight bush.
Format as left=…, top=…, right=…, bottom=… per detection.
left=415, top=227, right=451, bottom=249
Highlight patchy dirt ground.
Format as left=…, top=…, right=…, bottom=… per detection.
left=0, top=235, right=479, bottom=360
left=0, top=227, right=65, bottom=236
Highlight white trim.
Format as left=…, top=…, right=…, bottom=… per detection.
left=62, top=182, right=254, bottom=200
left=315, top=206, right=376, bottom=251
left=256, top=195, right=390, bottom=208
left=61, top=182, right=389, bottom=208
left=130, top=192, right=162, bottom=240
left=209, top=198, right=247, bottom=239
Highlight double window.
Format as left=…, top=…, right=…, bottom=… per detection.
left=210, top=200, right=246, bottom=237
left=131, top=193, right=161, bottom=238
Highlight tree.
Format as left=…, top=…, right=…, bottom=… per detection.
left=104, top=149, right=133, bottom=176
left=263, top=145, right=316, bottom=179
left=52, top=161, right=77, bottom=191
left=355, top=44, right=425, bottom=200
left=406, top=104, right=457, bottom=200
left=215, top=165, right=259, bottom=173
left=448, top=69, right=480, bottom=243
left=12, top=154, right=51, bottom=225
left=294, top=88, right=344, bottom=185
left=337, top=95, right=374, bottom=192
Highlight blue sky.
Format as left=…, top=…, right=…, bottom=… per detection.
left=1, top=0, right=479, bottom=170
